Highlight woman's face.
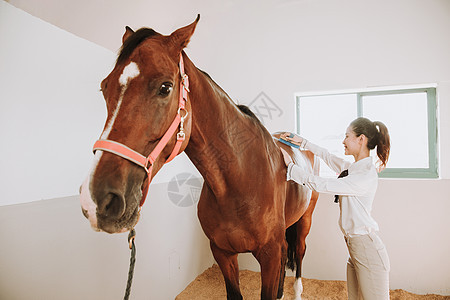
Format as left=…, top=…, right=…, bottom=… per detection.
left=342, top=126, right=362, bottom=156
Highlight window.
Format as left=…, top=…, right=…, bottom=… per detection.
left=295, top=85, right=438, bottom=178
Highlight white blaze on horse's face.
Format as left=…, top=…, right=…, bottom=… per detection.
left=102, top=61, right=140, bottom=140
left=119, top=61, right=140, bottom=86
left=79, top=61, right=140, bottom=232
left=79, top=151, right=102, bottom=231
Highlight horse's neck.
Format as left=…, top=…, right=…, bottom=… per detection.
left=184, top=65, right=258, bottom=197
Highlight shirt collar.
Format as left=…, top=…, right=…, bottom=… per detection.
left=349, top=156, right=373, bottom=172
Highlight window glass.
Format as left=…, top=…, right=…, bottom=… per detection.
left=298, top=94, right=356, bottom=177
left=362, top=92, right=429, bottom=168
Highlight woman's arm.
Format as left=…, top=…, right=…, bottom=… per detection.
left=281, top=132, right=350, bottom=173
left=304, top=141, right=350, bottom=174
left=287, top=162, right=373, bottom=196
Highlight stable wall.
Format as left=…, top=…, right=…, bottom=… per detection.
left=2, top=0, right=450, bottom=297
left=0, top=185, right=212, bottom=300
left=0, top=1, right=113, bottom=206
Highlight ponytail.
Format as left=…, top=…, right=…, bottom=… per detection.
left=373, top=121, right=390, bottom=171
left=350, top=118, right=391, bottom=172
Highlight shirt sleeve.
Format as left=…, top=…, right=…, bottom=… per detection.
left=287, top=163, right=373, bottom=196
left=303, top=139, right=351, bottom=174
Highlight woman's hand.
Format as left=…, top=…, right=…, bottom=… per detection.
left=280, top=148, right=293, bottom=166
left=281, top=132, right=303, bottom=146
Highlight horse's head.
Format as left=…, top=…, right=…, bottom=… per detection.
left=79, top=16, right=199, bottom=233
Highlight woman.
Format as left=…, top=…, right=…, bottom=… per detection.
left=280, top=117, right=391, bottom=300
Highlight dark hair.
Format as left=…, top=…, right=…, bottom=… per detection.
left=350, top=117, right=390, bottom=171
left=117, top=28, right=160, bottom=64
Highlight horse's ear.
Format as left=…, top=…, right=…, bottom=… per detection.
left=122, top=26, right=135, bottom=44
left=169, top=15, right=200, bottom=51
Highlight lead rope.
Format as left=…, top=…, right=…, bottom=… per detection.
left=124, top=228, right=137, bottom=300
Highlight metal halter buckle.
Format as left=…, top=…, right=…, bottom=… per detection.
left=181, top=74, right=190, bottom=92
left=177, top=107, right=188, bottom=120
left=177, top=131, right=185, bottom=140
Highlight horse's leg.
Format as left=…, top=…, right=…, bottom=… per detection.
left=254, top=237, right=286, bottom=300
left=210, top=241, right=242, bottom=300
left=293, top=217, right=309, bottom=300
left=276, top=243, right=287, bottom=300
left=293, top=194, right=318, bottom=300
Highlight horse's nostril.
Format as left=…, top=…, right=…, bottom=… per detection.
left=98, top=192, right=126, bottom=219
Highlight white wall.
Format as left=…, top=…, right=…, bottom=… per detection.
left=0, top=186, right=213, bottom=300
left=2, top=0, right=450, bottom=296
left=0, top=1, right=113, bottom=205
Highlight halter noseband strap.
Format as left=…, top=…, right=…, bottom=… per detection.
left=93, top=53, right=189, bottom=207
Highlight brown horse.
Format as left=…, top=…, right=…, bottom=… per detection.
left=79, top=15, right=319, bottom=300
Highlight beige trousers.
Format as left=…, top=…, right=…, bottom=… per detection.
left=345, top=232, right=390, bottom=300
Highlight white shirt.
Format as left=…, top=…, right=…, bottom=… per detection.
left=286, top=140, right=379, bottom=237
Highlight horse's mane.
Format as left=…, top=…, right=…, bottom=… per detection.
left=237, top=104, right=260, bottom=122
left=117, top=28, right=160, bottom=64
left=198, top=70, right=263, bottom=126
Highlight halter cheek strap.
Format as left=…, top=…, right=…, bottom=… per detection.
left=93, top=53, right=189, bottom=207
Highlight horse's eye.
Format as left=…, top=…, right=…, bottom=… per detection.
left=159, top=82, right=173, bottom=96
